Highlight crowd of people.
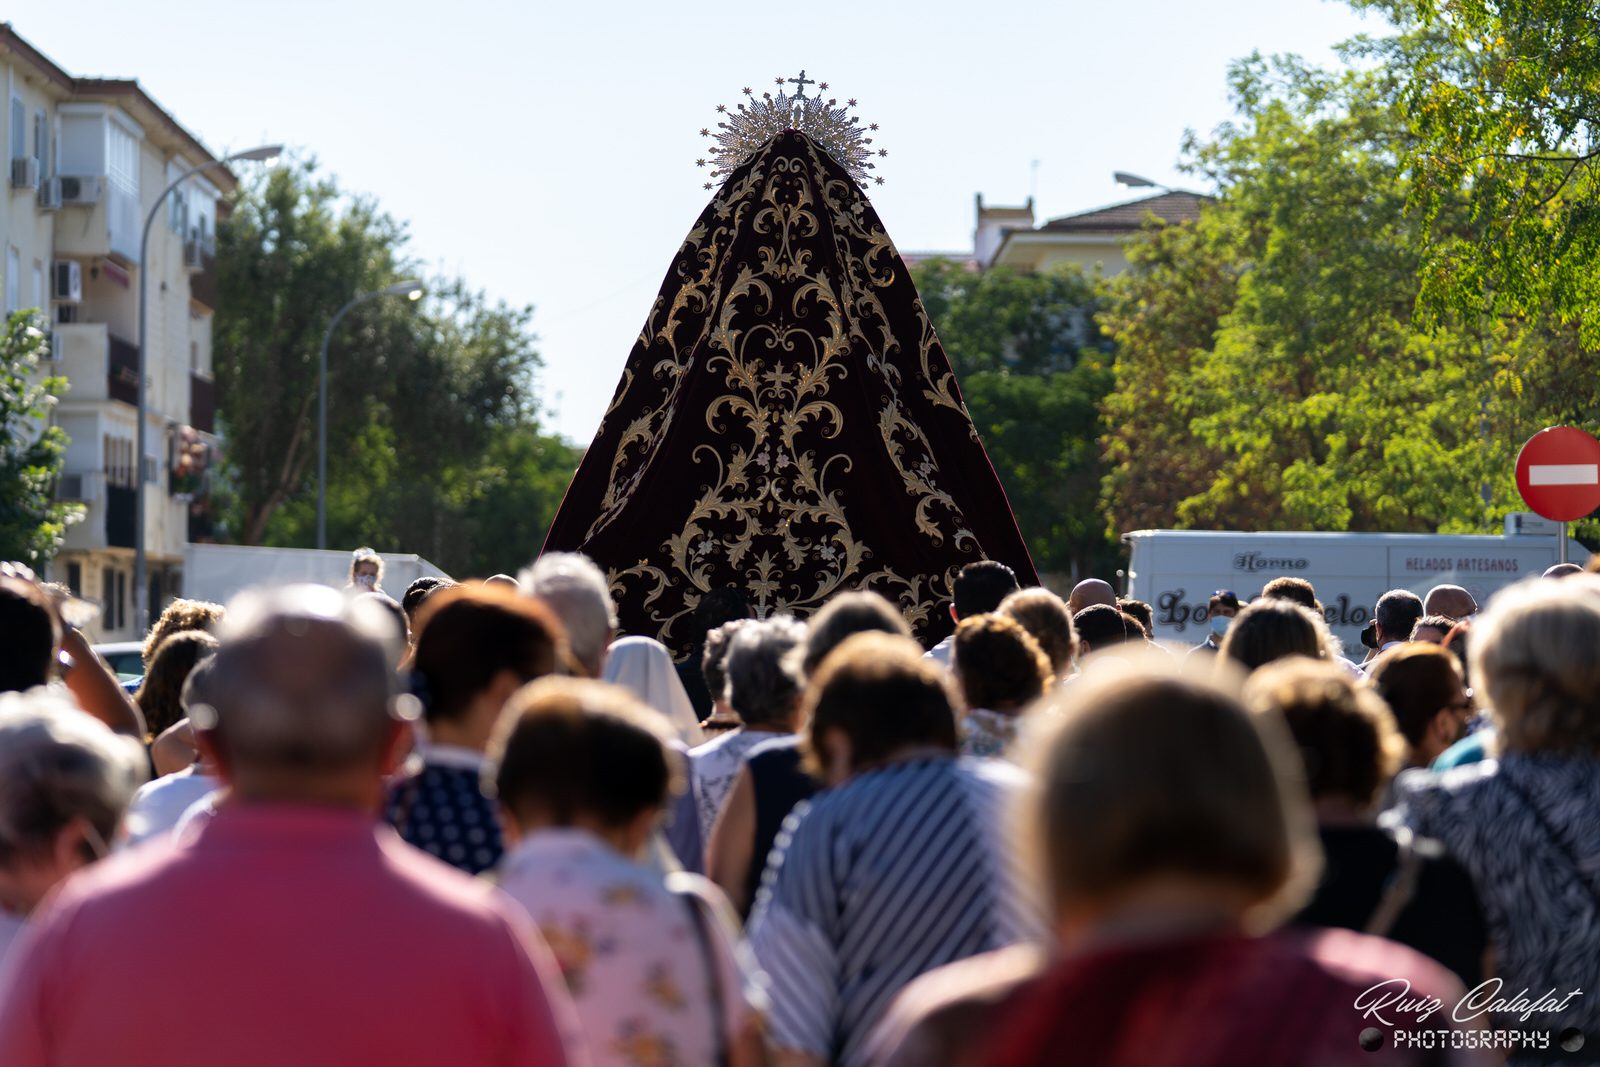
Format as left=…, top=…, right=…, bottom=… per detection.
left=0, top=547, right=1597, bottom=1066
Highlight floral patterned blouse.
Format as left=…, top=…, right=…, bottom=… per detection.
left=494, top=828, right=763, bottom=1067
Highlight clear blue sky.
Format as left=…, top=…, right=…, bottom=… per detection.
left=19, top=0, right=1379, bottom=442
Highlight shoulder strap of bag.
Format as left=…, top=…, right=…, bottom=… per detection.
left=667, top=873, right=731, bottom=1067
left=1364, top=832, right=1424, bottom=938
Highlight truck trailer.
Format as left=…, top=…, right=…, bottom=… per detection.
left=1123, top=527, right=1590, bottom=654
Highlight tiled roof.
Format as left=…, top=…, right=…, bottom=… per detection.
left=0, top=24, right=232, bottom=187
left=1040, top=190, right=1209, bottom=233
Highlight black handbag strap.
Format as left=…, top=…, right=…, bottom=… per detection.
left=1364, top=833, right=1424, bottom=939
left=667, top=873, right=731, bottom=1067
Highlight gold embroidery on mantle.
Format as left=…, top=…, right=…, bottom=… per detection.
left=595, top=136, right=980, bottom=646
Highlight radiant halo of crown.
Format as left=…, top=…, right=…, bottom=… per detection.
left=697, top=72, right=887, bottom=191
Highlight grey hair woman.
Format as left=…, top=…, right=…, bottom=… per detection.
left=1392, top=575, right=1600, bottom=1043
left=0, top=689, right=146, bottom=941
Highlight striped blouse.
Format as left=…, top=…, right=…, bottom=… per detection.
left=746, top=754, right=1040, bottom=1067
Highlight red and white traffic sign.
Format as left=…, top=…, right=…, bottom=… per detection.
left=1516, top=427, right=1600, bottom=522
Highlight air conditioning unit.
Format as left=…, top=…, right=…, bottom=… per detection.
left=10, top=157, right=40, bottom=190
left=37, top=176, right=63, bottom=211
left=58, top=175, right=102, bottom=206
left=52, top=260, right=83, bottom=304
left=183, top=231, right=205, bottom=271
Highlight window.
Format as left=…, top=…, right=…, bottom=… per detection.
left=169, top=186, right=187, bottom=234
left=104, top=434, right=138, bottom=488
left=5, top=246, right=19, bottom=315
left=9, top=97, right=22, bottom=160
left=107, top=122, right=137, bottom=193
left=32, top=262, right=43, bottom=314
left=115, top=570, right=126, bottom=632
left=105, top=120, right=140, bottom=259
left=66, top=562, right=81, bottom=598
left=32, top=110, right=46, bottom=172
left=101, top=566, right=115, bottom=629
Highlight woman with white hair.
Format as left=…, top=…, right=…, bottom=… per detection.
left=0, top=689, right=146, bottom=960
left=1391, top=576, right=1600, bottom=1048
left=687, top=615, right=806, bottom=843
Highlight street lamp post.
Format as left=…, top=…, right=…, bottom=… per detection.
left=135, top=143, right=281, bottom=635
left=316, top=281, right=424, bottom=550
left=1113, top=171, right=1171, bottom=191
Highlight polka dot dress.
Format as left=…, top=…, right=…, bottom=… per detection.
left=385, top=763, right=504, bottom=875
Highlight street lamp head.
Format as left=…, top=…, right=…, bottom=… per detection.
left=231, top=144, right=284, bottom=164
left=1113, top=171, right=1158, bottom=188
left=383, top=280, right=425, bottom=299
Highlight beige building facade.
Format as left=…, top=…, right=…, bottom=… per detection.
left=2, top=24, right=232, bottom=640
left=907, top=189, right=1210, bottom=278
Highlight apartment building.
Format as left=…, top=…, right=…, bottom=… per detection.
left=904, top=191, right=1211, bottom=276
left=2, top=24, right=233, bottom=639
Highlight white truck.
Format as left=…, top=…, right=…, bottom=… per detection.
left=182, top=544, right=451, bottom=605
left=1123, top=523, right=1589, bottom=653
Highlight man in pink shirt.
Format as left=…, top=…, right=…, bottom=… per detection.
left=0, top=585, right=584, bottom=1067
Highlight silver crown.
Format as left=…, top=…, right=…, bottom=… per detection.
left=696, top=71, right=887, bottom=190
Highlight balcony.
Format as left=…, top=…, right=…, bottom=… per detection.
left=190, top=250, right=219, bottom=309
left=190, top=372, right=216, bottom=433
left=50, top=179, right=141, bottom=264
left=52, top=323, right=141, bottom=407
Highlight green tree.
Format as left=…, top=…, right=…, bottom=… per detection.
left=1100, top=207, right=1245, bottom=533
left=1354, top=0, right=1600, bottom=343
left=215, top=159, right=415, bottom=545
left=913, top=261, right=1116, bottom=576
left=1102, top=56, right=1539, bottom=536
left=215, top=159, right=579, bottom=575
left=0, top=312, right=83, bottom=565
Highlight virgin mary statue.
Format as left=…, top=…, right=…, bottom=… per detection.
left=543, top=76, right=1037, bottom=653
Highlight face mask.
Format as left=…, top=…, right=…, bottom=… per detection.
left=356, top=573, right=377, bottom=588
left=1209, top=615, right=1231, bottom=638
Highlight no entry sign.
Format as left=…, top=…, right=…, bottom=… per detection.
left=1516, top=427, right=1600, bottom=523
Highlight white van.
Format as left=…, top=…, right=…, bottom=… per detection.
left=1123, top=528, right=1590, bottom=653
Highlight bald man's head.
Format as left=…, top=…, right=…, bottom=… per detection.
left=195, top=585, right=413, bottom=776
left=1422, top=585, right=1477, bottom=621
left=1068, top=579, right=1117, bottom=616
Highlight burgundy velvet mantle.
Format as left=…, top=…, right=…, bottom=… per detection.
left=543, top=130, right=1037, bottom=654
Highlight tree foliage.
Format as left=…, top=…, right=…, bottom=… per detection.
left=214, top=159, right=578, bottom=575
left=913, top=261, right=1117, bottom=577
left=0, top=313, right=83, bottom=565
left=1355, top=0, right=1600, bottom=342
left=1100, top=55, right=1590, bottom=538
